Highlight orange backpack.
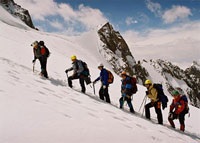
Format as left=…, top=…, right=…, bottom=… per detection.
left=107, top=70, right=114, bottom=84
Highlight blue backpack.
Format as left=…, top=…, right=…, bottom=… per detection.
left=153, top=84, right=169, bottom=110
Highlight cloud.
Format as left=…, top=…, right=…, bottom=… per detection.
left=125, top=17, right=138, bottom=25
left=15, top=0, right=108, bottom=33
left=146, top=0, right=192, bottom=24
left=123, top=21, right=200, bottom=68
left=162, top=5, right=192, bottom=24
left=49, top=20, right=64, bottom=30
left=76, top=4, right=108, bottom=30
left=146, top=0, right=162, bottom=17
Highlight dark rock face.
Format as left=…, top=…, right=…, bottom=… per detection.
left=185, top=61, right=200, bottom=107
left=98, top=22, right=137, bottom=76
left=0, top=0, right=35, bottom=29
left=98, top=23, right=199, bottom=108
left=150, top=59, right=200, bottom=108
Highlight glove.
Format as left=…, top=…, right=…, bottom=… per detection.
left=103, top=85, right=106, bottom=89
left=65, top=69, right=68, bottom=73
left=146, top=91, right=148, bottom=95
left=32, top=59, right=36, bottom=63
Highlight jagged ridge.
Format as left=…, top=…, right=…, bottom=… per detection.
left=0, top=0, right=35, bottom=29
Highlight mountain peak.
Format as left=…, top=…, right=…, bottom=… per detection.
left=0, top=0, right=35, bottom=29
left=98, top=22, right=136, bottom=76
left=145, top=59, right=200, bottom=108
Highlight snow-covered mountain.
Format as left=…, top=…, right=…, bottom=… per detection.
left=98, top=22, right=136, bottom=76
left=142, top=59, right=200, bottom=108
left=0, top=0, right=35, bottom=29
left=0, top=3, right=200, bottom=143
left=97, top=22, right=200, bottom=108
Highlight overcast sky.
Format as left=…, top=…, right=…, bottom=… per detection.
left=14, top=0, right=200, bottom=68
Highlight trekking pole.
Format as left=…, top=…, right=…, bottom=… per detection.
left=141, top=96, right=147, bottom=117
left=138, top=95, right=147, bottom=112
left=92, top=83, right=96, bottom=95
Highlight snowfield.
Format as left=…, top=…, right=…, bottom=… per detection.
left=0, top=5, right=199, bottom=143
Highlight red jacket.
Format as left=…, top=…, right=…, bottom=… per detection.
left=170, top=96, right=186, bottom=114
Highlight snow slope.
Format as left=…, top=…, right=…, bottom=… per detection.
left=0, top=5, right=200, bottom=143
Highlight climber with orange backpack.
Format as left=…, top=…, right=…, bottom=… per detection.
left=93, top=63, right=114, bottom=103
left=168, top=90, right=189, bottom=132
left=31, top=40, right=50, bottom=78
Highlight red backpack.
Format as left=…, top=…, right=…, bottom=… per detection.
left=40, top=46, right=46, bottom=55
left=130, top=77, right=138, bottom=94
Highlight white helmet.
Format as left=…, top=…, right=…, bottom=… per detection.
left=31, top=41, right=38, bottom=47
left=98, top=63, right=104, bottom=68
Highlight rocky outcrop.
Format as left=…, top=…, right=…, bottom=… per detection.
left=185, top=61, right=200, bottom=107
left=97, top=22, right=199, bottom=108
left=0, top=0, right=35, bottom=29
left=98, top=22, right=136, bottom=76
left=148, top=59, right=200, bottom=108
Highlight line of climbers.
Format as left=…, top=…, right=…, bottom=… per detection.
left=30, top=41, right=190, bottom=132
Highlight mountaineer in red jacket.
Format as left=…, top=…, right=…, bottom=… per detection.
left=168, top=90, right=189, bottom=132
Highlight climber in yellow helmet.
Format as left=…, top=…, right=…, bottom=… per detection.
left=144, top=79, right=163, bottom=125
left=65, top=55, right=91, bottom=93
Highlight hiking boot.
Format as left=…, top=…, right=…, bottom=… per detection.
left=180, top=124, right=185, bottom=132
left=130, top=110, right=135, bottom=114
left=130, top=108, right=135, bottom=114
left=168, top=120, right=175, bottom=128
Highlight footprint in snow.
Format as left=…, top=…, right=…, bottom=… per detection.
left=112, top=116, right=125, bottom=122
left=42, top=87, right=55, bottom=93
left=87, top=112, right=99, bottom=118
left=104, top=109, right=116, bottom=115
left=70, top=98, right=82, bottom=104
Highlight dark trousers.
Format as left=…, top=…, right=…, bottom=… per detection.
left=99, top=85, right=110, bottom=103
left=119, top=96, right=134, bottom=112
left=39, top=56, right=48, bottom=78
left=68, top=74, right=86, bottom=93
left=145, top=102, right=163, bottom=124
left=168, top=111, right=186, bottom=131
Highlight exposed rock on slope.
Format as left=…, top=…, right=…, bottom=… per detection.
left=98, top=22, right=136, bottom=76
left=0, top=0, right=35, bottom=29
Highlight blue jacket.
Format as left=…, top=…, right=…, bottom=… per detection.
left=121, top=76, right=133, bottom=96
left=95, top=68, right=109, bottom=86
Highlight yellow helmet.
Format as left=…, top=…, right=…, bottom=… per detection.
left=144, top=79, right=152, bottom=85
left=71, top=55, right=77, bottom=60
